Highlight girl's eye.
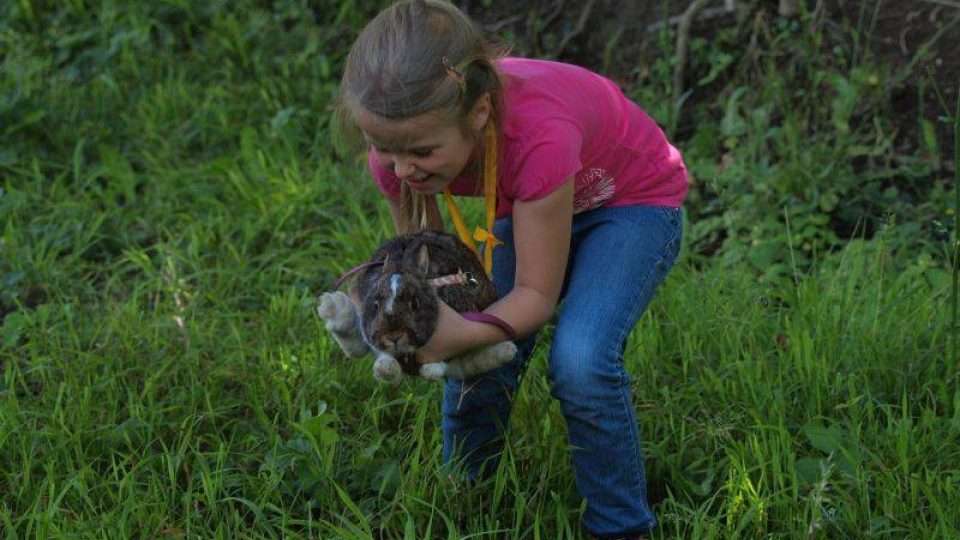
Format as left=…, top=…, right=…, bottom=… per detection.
left=411, top=149, right=432, bottom=158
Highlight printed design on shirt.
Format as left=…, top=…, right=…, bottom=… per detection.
left=573, top=167, right=616, bottom=213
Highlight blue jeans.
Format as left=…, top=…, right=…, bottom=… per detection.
left=442, top=204, right=683, bottom=538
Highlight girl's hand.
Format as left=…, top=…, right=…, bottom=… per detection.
left=415, top=301, right=466, bottom=365
left=416, top=301, right=513, bottom=365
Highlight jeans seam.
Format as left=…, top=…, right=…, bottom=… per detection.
left=610, top=232, right=673, bottom=364
left=605, top=208, right=678, bottom=529
left=613, top=261, right=660, bottom=511
left=621, top=371, right=648, bottom=512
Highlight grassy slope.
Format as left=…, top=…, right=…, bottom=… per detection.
left=1, top=2, right=957, bottom=539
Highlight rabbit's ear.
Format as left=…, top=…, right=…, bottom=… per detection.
left=416, top=244, right=430, bottom=276
left=435, top=232, right=460, bottom=249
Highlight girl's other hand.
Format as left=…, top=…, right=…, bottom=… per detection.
left=415, top=301, right=465, bottom=365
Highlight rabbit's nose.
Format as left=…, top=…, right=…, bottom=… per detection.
left=382, top=333, right=406, bottom=350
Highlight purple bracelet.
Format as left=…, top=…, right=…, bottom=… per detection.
left=462, top=311, right=519, bottom=341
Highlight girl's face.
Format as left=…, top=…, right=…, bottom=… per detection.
left=356, top=99, right=490, bottom=195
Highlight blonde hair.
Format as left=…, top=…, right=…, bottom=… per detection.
left=336, top=0, right=506, bottom=233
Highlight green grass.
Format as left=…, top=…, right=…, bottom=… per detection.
left=1, top=2, right=958, bottom=539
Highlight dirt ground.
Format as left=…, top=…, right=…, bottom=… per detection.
left=839, top=0, right=959, bottom=158
left=463, top=0, right=959, bottom=163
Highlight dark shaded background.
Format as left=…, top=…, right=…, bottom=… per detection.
left=464, top=0, right=958, bottom=166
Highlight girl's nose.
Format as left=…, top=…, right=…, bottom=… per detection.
left=392, top=156, right=415, bottom=178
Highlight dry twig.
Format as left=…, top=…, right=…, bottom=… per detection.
left=553, top=0, right=596, bottom=57
left=779, top=0, right=799, bottom=17
left=673, top=0, right=714, bottom=105
left=921, top=0, right=960, bottom=9
left=646, top=5, right=733, bottom=33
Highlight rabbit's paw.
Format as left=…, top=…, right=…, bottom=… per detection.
left=469, top=341, right=517, bottom=374
left=488, top=341, right=518, bottom=364
left=317, top=291, right=358, bottom=335
left=443, top=341, right=518, bottom=380
left=373, top=353, right=403, bottom=383
left=419, top=362, right=447, bottom=381
left=318, top=291, right=368, bottom=358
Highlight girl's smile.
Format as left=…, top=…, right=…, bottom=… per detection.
left=355, top=101, right=490, bottom=195
left=405, top=174, right=437, bottom=190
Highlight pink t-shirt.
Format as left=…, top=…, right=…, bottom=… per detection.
left=369, top=57, right=688, bottom=218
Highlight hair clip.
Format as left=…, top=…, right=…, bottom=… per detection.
left=442, top=56, right=466, bottom=93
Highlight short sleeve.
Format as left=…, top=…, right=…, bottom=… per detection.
left=367, top=149, right=401, bottom=199
left=508, top=119, right=583, bottom=202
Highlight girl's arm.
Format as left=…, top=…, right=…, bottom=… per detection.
left=416, top=178, right=574, bottom=363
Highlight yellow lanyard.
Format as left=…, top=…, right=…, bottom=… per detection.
left=442, top=121, right=501, bottom=276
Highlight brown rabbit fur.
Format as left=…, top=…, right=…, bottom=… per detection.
left=318, top=229, right=516, bottom=382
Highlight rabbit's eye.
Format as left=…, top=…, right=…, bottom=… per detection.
left=411, top=297, right=421, bottom=311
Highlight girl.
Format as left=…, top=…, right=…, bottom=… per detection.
left=336, top=1, right=687, bottom=538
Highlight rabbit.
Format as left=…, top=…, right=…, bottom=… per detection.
left=317, top=230, right=518, bottom=382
